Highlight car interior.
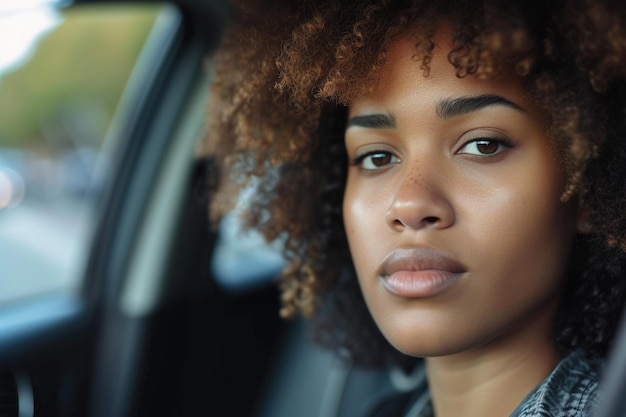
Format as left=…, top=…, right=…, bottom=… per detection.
left=1, top=0, right=626, bottom=416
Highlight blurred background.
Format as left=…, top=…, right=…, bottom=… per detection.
left=0, top=2, right=159, bottom=304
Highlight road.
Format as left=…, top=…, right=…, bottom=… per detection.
left=0, top=198, right=92, bottom=304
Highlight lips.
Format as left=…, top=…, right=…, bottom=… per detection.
left=378, top=247, right=466, bottom=298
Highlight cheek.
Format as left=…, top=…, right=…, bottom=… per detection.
left=342, top=175, right=389, bottom=278
left=464, top=175, right=577, bottom=294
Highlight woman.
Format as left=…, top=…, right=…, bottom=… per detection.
left=204, top=1, right=626, bottom=415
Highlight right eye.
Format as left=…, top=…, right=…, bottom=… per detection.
left=353, top=151, right=400, bottom=170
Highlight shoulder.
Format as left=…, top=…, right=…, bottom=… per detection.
left=512, top=350, right=603, bottom=417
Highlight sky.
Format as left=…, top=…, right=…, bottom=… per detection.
left=0, top=1, right=61, bottom=76
left=0, top=1, right=61, bottom=205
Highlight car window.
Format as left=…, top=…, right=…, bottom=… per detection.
left=0, top=3, right=162, bottom=304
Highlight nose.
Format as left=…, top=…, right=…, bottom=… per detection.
left=386, top=168, right=455, bottom=232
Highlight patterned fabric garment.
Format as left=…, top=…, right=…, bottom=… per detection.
left=372, top=350, right=603, bottom=417
left=509, top=350, right=602, bottom=417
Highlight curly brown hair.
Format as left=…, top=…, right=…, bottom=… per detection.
left=204, top=0, right=626, bottom=365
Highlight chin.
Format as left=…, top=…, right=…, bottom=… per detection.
left=391, top=343, right=469, bottom=359
left=382, top=327, right=495, bottom=359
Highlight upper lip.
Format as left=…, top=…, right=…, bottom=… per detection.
left=379, top=247, right=466, bottom=277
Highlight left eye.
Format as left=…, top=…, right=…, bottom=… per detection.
left=457, top=139, right=506, bottom=156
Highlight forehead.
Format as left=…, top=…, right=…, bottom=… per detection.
left=348, top=33, right=534, bottom=118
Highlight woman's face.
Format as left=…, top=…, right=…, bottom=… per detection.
left=343, top=35, right=583, bottom=357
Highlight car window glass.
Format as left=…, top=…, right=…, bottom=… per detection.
left=0, top=3, right=162, bottom=304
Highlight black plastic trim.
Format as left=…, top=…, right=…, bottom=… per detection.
left=0, top=295, right=86, bottom=364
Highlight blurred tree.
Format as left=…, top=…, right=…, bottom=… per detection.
left=0, top=4, right=159, bottom=149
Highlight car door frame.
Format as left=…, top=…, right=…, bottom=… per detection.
left=0, top=1, right=229, bottom=416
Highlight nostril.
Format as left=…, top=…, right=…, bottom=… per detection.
left=423, top=216, right=439, bottom=224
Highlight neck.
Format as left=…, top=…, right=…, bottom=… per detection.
left=425, top=300, right=561, bottom=417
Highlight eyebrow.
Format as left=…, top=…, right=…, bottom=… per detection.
left=345, top=94, right=526, bottom=130
left=346, top=113, right=396, bottom=129
left=436, top=94, right=526, bottom=119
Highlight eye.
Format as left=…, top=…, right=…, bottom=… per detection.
left=457, top=138, right=509, bottom=156
left=353, top=151, right=400, bottom=170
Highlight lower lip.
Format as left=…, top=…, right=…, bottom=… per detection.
left=381, top=270, right=461, bottom=298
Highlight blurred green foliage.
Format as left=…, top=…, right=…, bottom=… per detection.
left=0, top=4, right=160, bottom=149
